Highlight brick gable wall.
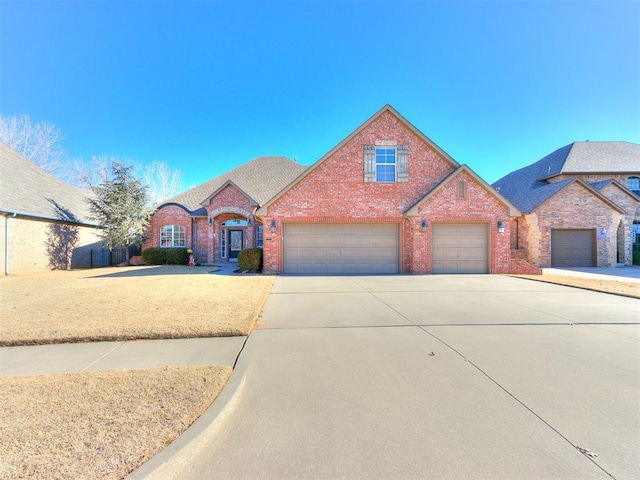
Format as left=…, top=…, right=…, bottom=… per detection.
left=528, top=183, right=623, bottom=267
left=260, top=111, right=527, bottom=274
left=261, top=111, right=458, bottom=273
left=413, top=171, right=513, bottom=273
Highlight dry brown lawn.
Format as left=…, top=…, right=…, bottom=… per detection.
left=0, top=265, right=275, bottom=346
left=510, top=273, right=640, bottom=299
left=0, top=366, right=231, bottom=479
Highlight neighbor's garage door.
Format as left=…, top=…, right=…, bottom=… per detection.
left=432, top=224, right=489, bottom=274
left=283, top=224, right=399, bottom=274
left=551, top=229, right=595, bottom=267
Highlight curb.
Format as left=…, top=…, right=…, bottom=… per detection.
left=128, top=367, right=249, bottom=479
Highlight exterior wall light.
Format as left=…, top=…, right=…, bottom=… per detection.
left=600, top=228, right=607, bottom=235
left=421, top=219, right=428, bottom=233
left=497, top=220, right=505, bottom=234
left=247, top=217, right=252, bottom=226
left=208, top=217, right=213, bottom=226
left=270, top=219, right=277, bottom=233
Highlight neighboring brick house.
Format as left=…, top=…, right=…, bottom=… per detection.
left=493, top=142, right=640, bottom=268
left=255, top=105, right=530, bottom=274
left=146, top=157, right=307, bottom=264
left=0, top=143, right=102, bottom=275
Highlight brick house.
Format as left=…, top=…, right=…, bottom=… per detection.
left=146, top=157, right=307, bottom=264
left=147, top=105, right=539, bottom=275
left=493, top=142, right=640, bottom=267
left=0, top=143, right=102, bottom=275
left=255, top=105, right=529, bottom=274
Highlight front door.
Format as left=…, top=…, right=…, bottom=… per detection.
left=229, top=230, right=243, bottom=259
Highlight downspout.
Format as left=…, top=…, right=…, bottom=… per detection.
left=5, top=212, right=17, bottom=275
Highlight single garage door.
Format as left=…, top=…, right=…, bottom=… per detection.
left=551, top=229, right=595, bottom=267
left=432, top=224, right=489, bottom=274
left=283, top=223, right=399, bottom=274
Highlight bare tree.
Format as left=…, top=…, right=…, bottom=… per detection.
left=1, top=114, right=183, bottom=200
left=0, top=114, right=67, bottom=176
left=143, top=160, right=183, bottom=205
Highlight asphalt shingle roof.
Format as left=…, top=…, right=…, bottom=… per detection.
left=493, top=141, right=640, bottom=213
left=561, top=142, right=640, bottom=174
left=164, top=156, right=308, bottom=213
left=0, top=143, right=96, bottom=224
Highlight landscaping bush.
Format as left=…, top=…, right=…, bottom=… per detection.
left=141, top=248, right=190, bottom=265
left=238, top=248, right=263, bottom=272
left=633, top=252, right=640, bottom=266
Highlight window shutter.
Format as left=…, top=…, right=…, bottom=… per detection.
left=397, top=145, right=409, bottom=182
left=364, top=144, right=375, bottom=182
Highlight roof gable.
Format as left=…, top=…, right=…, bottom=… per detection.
left=535, top=178, right=626, bottom=214
left=405, top=165, right=520, bottom=216
left=0, top=143, right=97, bottom=225
left=257, top=104, right=459, bottom=215
left=590, top=179, right=640, bottom=202
left=201, top=180, right=258, bottom=207
left=494, top=142, right=640, bottom=213
left=160, top=156, right=307, bottom=212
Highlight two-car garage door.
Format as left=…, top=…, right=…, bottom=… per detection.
left=283, top=224, right=399, bottom=274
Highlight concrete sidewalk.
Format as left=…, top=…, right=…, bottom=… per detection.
left=543, top=265, right=640, bottom=282
left=0, top=337, right=246, bottom=376
left=132, top=275, right=639, bottom=480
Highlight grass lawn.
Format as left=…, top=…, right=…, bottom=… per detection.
left=0, top=265, right=275, bottom=346
left=0, top=265, right=274, bottom=478
left=0, top=366, right=231, bottom=480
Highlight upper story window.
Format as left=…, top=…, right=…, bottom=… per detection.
left=628, top=177, right=640, bottom=196
left=375, top=146, right=396, bottom=182
left=160, top=225, right=185, bottom=247
left=364, top=143, right=409, bottom=183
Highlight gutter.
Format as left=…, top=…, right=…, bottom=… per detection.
left=0, top=209, right=102, bottom=228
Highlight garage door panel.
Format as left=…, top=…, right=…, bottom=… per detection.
left=432, top=224, right=489, bottom=274
left=283, top=223, right=399, bottom=274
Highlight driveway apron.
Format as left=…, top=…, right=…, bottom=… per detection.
left=139, top=275, right=639, bottom=480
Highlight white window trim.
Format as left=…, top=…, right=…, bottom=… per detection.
left=375, top=146, right=397, bottom=183
left=160, top=225, right=185, bottom=248
left=221, top=228, right=227, bottom=258
left=256, top=225, right=264, bottom=248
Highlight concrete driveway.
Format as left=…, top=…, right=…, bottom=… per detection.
left=135, top=275, right=639, bottom=480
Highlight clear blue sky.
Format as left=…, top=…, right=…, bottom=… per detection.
left=2, top=0, right=639, bottom=190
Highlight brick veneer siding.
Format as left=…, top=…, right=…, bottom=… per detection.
left=598, top=183, right=639, bottom=265
left=2, top=215, right=101, bottom=275
left=145, top=204, right=193, bottom=253
left=204, top=185, right=256, bottom=263
left=147, top=185, right=262, bottom=264
left=260, top=111, right=524, bottom=274
left=414, top=170, right=514, bottom=274
left=526, top=183, right=623, bottom=267
left=261, top=111, right=457, bottom=274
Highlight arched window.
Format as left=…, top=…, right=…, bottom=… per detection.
left=628, top=177, right=640, bottom=195
left=160, top=225, right=185, bottom=247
